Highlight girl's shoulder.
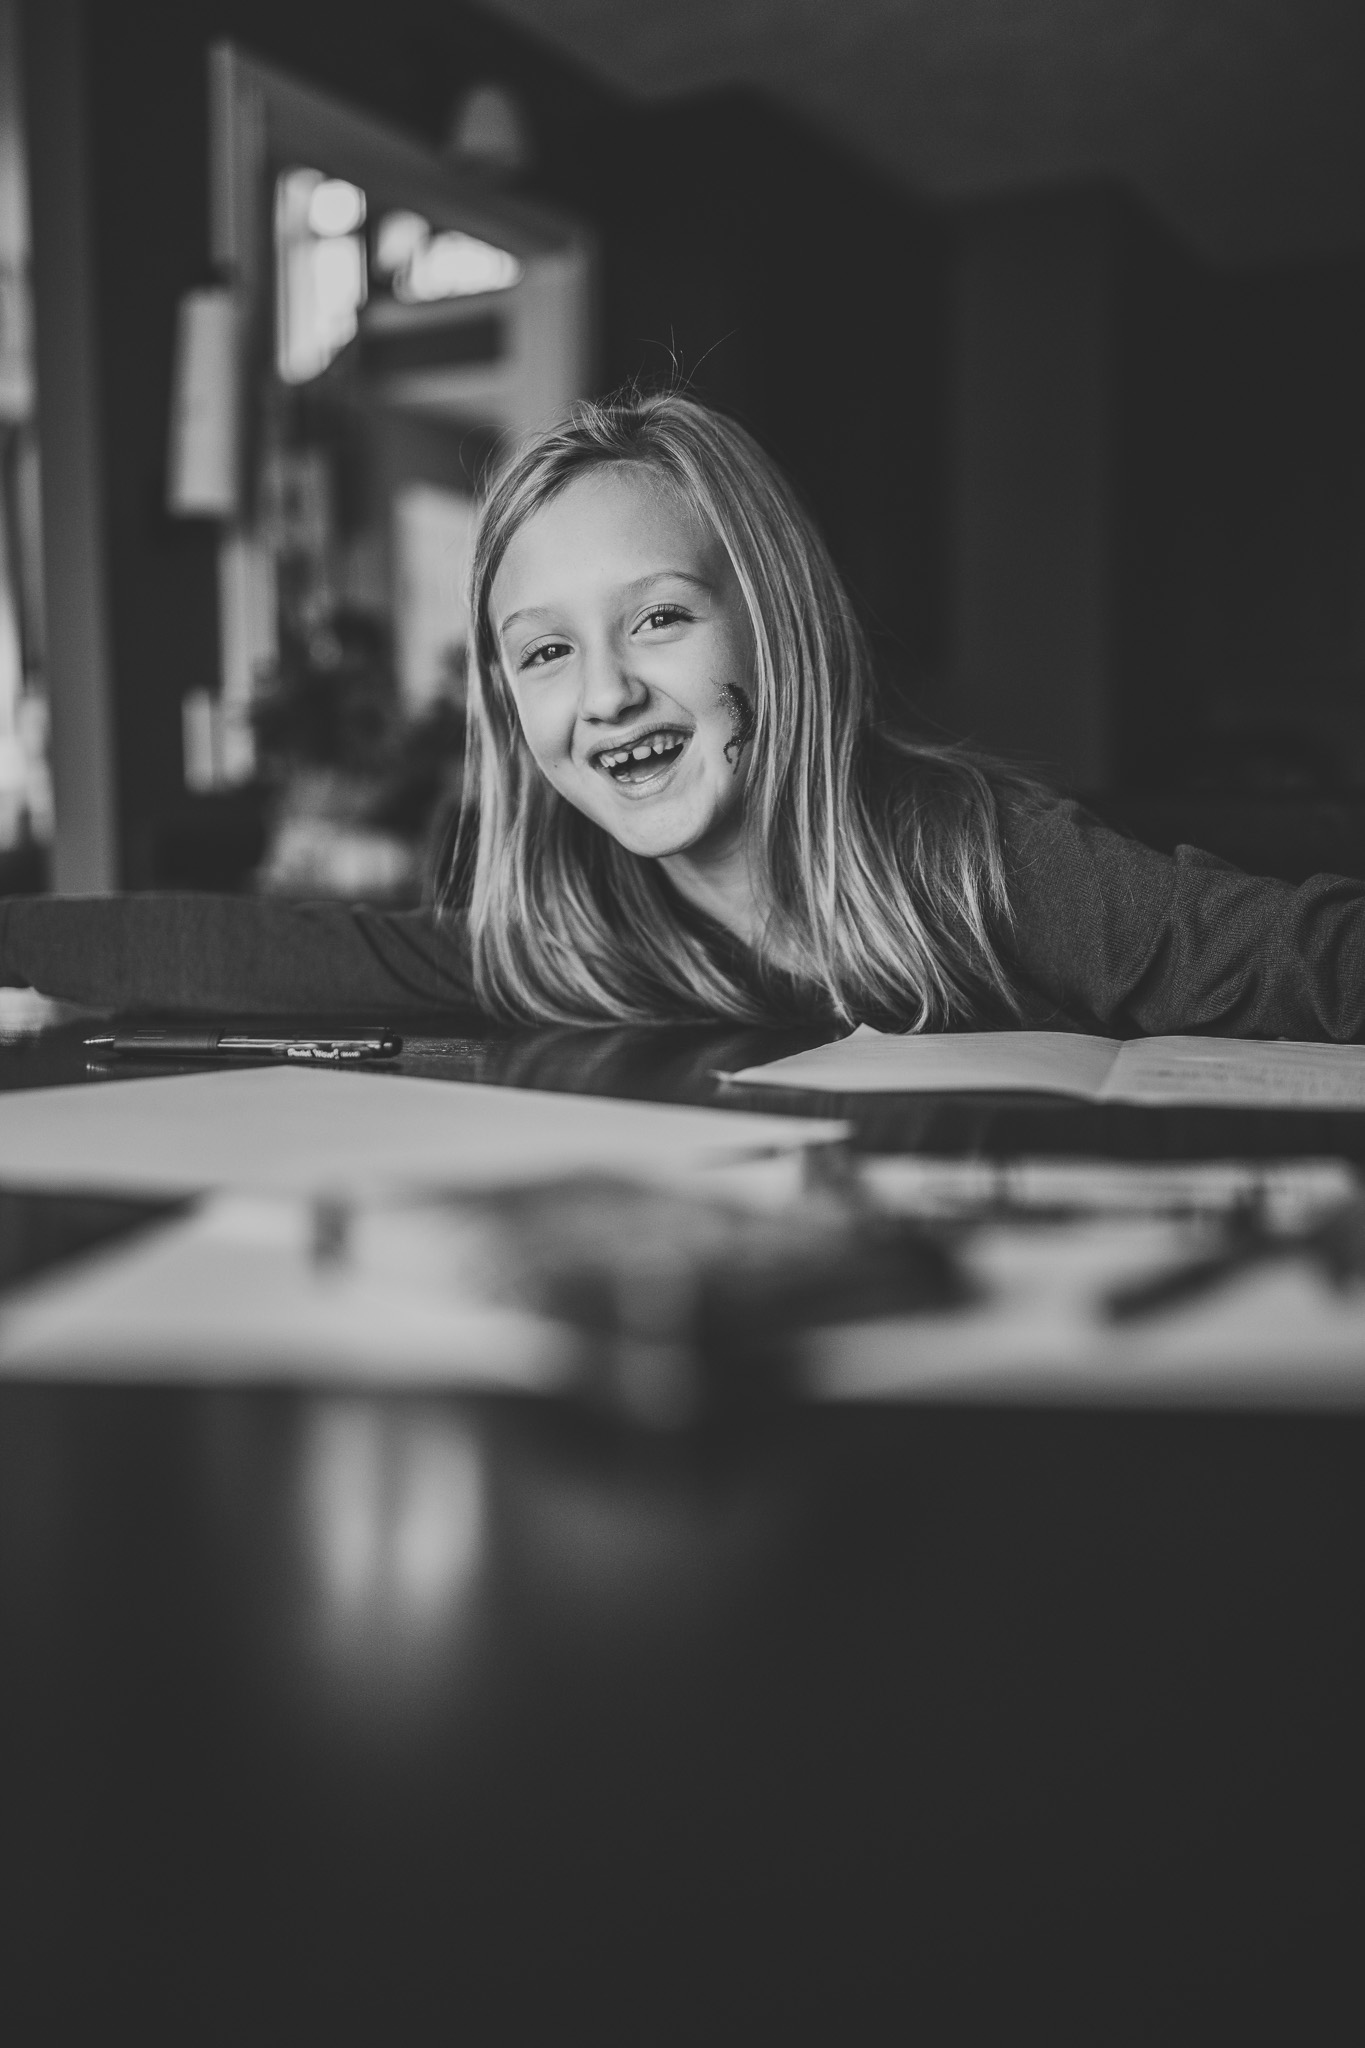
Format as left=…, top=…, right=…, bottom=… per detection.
left=864, top=728, right=1047, bottom=853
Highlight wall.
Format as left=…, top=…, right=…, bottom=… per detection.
left=1115, top=225, right=1365, bottom=793
left=942, top=178, right=1365, bottom=798
left=949, top=189, right=1114, bottom=788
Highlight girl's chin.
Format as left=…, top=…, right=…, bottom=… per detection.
left=604, top=811, right=745, bottom=867
left=601, top=817, right=698, bottom=859
left=594, top=801, right=704, bottom=857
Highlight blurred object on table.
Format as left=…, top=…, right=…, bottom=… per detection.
left=0, top=1155, right=958, bottom=1427
left=803, top=1157, right=1365, bottom=1408
left=451, top=1172, right=963, bottom=1428
left=0, top=987, right=98, bottom=1040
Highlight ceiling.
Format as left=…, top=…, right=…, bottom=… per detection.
left=480, top=0, right=1365, bottom=264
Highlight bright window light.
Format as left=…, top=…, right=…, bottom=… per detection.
left=308, top=177, right=367, bottom=239
left=276, top=166, right=321, bottom=238
left=275, top=167, right=369, bottom=385
left=374, top=210, right=429, bottom=277
left=393, top=229, right=522, bottom=303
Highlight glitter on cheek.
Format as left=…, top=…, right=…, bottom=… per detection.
left=718, top=683, right=756, bottom=768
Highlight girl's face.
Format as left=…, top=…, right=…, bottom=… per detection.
left=491, top=466, right=756, bottom=866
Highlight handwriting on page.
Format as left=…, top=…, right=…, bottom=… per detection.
left=1104, top=1037, right=1365, bottom=1108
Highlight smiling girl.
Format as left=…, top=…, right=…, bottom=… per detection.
left=4, top=389, right=1365, bottom=1039
left=453, top=395, right=1024, bottom=1030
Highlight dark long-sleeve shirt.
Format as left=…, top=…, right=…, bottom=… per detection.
left=999, top=795, right=1365, bottom=1038
left=4, top=795, right=1365, bottom=1038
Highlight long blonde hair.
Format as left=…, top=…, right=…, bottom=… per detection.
left=438, top=390, right=1022, bottom=1029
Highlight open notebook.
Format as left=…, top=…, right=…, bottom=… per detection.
left=725, top=1026, right=1365, bottom=1109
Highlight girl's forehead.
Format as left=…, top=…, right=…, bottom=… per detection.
left=550, top=459, right=687, bottom=522
left=493, top=465, right=721, bottom=608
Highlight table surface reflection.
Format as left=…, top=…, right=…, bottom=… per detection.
left=4, top=1010, right=1365, bottom=2035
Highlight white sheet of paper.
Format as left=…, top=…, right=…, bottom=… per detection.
left=0, top=1064, right=845, bottom=1199
left=726, top=1026, right=1120, bottom=1096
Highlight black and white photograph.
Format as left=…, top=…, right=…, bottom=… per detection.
left=3, top=1, right=1365, bottom=2037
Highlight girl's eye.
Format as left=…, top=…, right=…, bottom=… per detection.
left=637, top=604, right=689, bottom=633
left=519, top=640, right=571, bottom=671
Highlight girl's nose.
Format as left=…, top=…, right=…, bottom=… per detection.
left=578, top=640, right=648, bottom=722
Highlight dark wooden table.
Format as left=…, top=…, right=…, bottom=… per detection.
left=5, top=1012, right=1365, bottom=2040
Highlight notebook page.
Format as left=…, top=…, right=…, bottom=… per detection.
left=726, top=1026, right=1122, bottom=1096
left=1102, top=1035, right=1365, bottom=1108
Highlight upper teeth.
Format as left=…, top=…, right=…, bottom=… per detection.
left=599, top=734, right=683, bottom=769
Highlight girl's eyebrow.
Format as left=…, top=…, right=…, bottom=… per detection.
left=498, top=570, right=713, bottom=638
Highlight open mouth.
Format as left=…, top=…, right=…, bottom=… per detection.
left=595, top=729, right=690, bottom=785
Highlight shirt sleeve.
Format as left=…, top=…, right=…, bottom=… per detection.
left=0, top=894, right=476, bottom=1015
left=1000, top=792, right=1365, bottom=1040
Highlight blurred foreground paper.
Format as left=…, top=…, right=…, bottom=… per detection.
left=728, top=1025, right=1365, bottom=1107
left=0, top=1158, right=839, bottom=1386
left=8, top=1183, right=1365, bottom=1408
left=802, top=1212, right=1365, bottom=1411
left=0, top=1066, right=844, bottom=1198
left=0, top=1195, right=578, bottom=1386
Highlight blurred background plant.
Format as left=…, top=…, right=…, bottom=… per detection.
left=250, top=608, right=464, bottom=904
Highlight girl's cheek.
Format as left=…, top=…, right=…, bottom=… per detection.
left=529, top=701, right=575, bottom=767
left=510, top=680, right=549, bottom=743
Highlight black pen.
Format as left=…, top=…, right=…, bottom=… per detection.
left=84, top=1030, right=403, bottom=1063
